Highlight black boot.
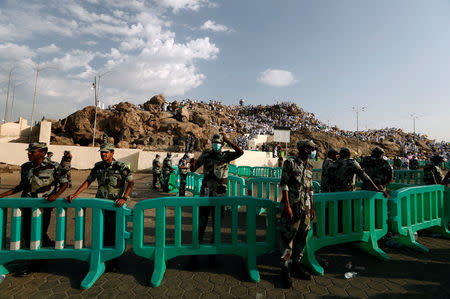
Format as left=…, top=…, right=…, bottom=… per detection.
left=281, top=265, right=292, bottom=288
left=293, top=261, right=311, bottom=280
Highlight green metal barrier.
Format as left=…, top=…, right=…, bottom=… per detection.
left=132, top=196, right=278, bottom=287
left=247, top=177, right=281, bottom=203
left=271, top=167, right=282, bottom=178
left=393, top=170, right=424, bottom=185
left=237, top=166, right=252, bottom=177
left=227, top=175, right=246, bottom=196
left=389, top=185, right=450, bottom=252
left=229, top=164, right=237, bottom=175
left=251, top=167, right=274, bottom=178
left=0, top=198, right=131, bottom=289
left=185, top=172, right=203, bottom=196
left=303, top=191, right=389, bottom=275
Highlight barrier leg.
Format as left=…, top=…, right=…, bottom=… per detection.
left=245, top=255, right=260, bottom=282
left=393, top=228, right=429, bottom=253
left=354, top=236, right=390, bottom=260
left=150, top=248, right=166, bottom=287
left=0, top=264, right=9, bottom=275
left=81, top=251, right=105, bottom=289
left=301, top=232, right=324, bottom=276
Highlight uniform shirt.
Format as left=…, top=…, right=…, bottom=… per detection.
left=360, top=156, right=393, bottom=190
left=409, top=159, right=419, bottom=170
left=280, top=157, right=313, bottom=212
left=423, top=164, right=444, bottom=185
left=14, top=160, right=68, bottom=198
left=195, top=150, right=242, bottom=195
left=87, top=160, right=133, bottom=200
left=162, top=157, right=173, bottom=174
left=178, top=158, right=189, bottom=175
left=152, top=158, right=161, bottom=174
left=320, top=158, right=334, bottom=192
left=328, top=158, right=371, bottom=191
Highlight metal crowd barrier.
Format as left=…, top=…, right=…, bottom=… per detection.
left=393, top=170, right=424, bottom=185
left=0, top=198, right=131, bottom=289
left=132, top=196, right=278, bottom=287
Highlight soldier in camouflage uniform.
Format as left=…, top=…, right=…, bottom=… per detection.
left=178, top=154, right=189, bottom=196
left=188, top=133, right=243, bottom=267
left=279, top=140, right=317, bottom=288
left=409, top=156, right=419, bottom=170
left=327, top=147, right=386, bottom=194
left=0, top=142, right=68, bottom=276
left=423, top=155, right=444, bottom=185
left=162, top=153, right=174, bottom=192
left=152, top=154, right=162, bottom=189
left=66, top=142, right=134, bottom=272
left=393, top=157, right=402, bottom=170
left=360, top=147, right=393, bottom=191
left=320, top=148, right=339, bottom=193
left=60, top=151, right=72, bottom=187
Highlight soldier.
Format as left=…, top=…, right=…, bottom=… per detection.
left=0, top=142, right=68, bottom=276
left=279, top=140, right=316, bottom=288
left=188, top=133, right=243, bottom=266
left=60, top=150, right=72, bottom=188
left=66, top=142, right=134, bottom=272
left=178, top=154, right=189, bottom=196
left=360, top=147, right=393, bottom=191
left=320, top=148, right=339, bottom=193
left=152, top=154, right=162, bottom=189
left=162, top=153, right=174, bottom=192
left=327, top=147, right=387, bottom=195
left=393, top=157, right=402, bottom=170
left=423, top=155, right=444, bottom=185
left=409, top=156, right=419, bottom=170
left=46, top=151, right=54, bottom=161
left=442, top=171, right=450, bottom=186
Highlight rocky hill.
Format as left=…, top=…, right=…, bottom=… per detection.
left=50, top=95, right=443, bottom=159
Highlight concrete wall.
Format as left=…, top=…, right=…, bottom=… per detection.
left=38, top=121, right=51, bottom=144
left=0, top=117, right=30, bottom=137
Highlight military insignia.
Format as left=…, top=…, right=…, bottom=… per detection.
left=123, top=169, right=130, bottom=176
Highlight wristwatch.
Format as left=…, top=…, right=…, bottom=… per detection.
left=122, top=195, right=129, bottom=201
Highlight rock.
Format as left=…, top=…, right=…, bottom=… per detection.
left=148, top=94, right=166, bottom=106
left=191, top=111, right=210, bottom=127
left=116, top=140, right=130, bottom=148
left=51, top=135, right=74, bottom=145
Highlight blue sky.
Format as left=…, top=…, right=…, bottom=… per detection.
left=0, top=0, right=449, bottom=141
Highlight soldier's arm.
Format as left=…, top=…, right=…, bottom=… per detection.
left=47, top=164, right=70, bottom=202
left=66, top=180, right=91, bottom=203
left=47, top=182, right=68, bottom=202
left=222, top=133, right=244, bottom=157
left=115, top=167, right=134, bottom=207
left=0, top=170, right=26, bottom=198
left=442, top=171, right=450, bottom=186
left=280, top=160, right=293, bottom=220
left=190, top=152, right=206, bottom=172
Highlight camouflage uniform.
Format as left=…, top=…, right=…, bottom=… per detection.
left=152, top=157, right=162, bottom=189
left=12, top=144, right=68, bottom=248
left=60, top=153, right=72, bottom=187
left=194, top=137, right=242, bottom=242
left=409, top=158, right=419, bottom=170
left=393, top=158, right=402, bottom=170
left=327, top=158, right=371, bottom=192
left=279, top=156, right=314, bottom=264
left=320, top=158, right=334, bottom=193
left=162, top=154, right=173, bottom=192
left=87, top=157, right=133, bottom=246
left=360, top=157, right=393, bottom=191
left=424, top=163, right=444, bottom=185
left=178, top=156, right=189, bottom=197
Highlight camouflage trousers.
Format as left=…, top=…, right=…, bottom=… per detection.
left=162, top=172, right=171, bottom=192
left=152, top=172, right=162, bottom=189
left=179, top=173, right=187, bottom=196
left=279, top=202, right=311, bottom=263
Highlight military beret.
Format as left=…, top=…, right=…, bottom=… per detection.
left=211, top=134, right=223, bottom=143
left=297, top=139, right=316, bottom=149
left=99, top=143, right=115, bottom=152
left=26, top=142, right=48, bottom=152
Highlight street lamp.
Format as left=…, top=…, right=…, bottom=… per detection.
left=91, top=70, right=113, bottom=146
left=410, top=114, right=419, bottom=134
left=352, top=105, right=367, bottom=154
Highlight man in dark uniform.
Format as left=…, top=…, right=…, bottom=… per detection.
left=360, top=147, right=393, bottom=191
left=320, top=148, right=339, bottom=193
left=409, top=156, right=419, bottom=170
left=60, top=150, right=72, bottom=187
left=178, top=154, right=189, bottom=196
left=0, top=142, right=68, bottom=276
left=162, top=153, right=174, bottom=192
left=424, top=155, right=444, bottom=185
left=152, top=154, right=162, bottom=189
left=66, top=142, right=134, bottom=272
left=393, top=157, right=402, bottom=170
left=279, top=140, right=317, bottom=287
left=188, top=133, right=243, bottom=266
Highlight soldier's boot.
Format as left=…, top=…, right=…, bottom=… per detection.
left=280, top=265, right=292, bottom=288
left=292, top=261, right=311, bottom=280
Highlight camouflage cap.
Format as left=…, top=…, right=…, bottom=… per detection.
left=371, top=146, right=385, bottom=157
left=26, top=142, right=48, bottom=152
left=99, top=143, right=115, bottom=152
left=167, top=152, right=172, bottom=157
left=297, top=139, right=316, bottom=149
left=211, top=134, right=223, bottom=144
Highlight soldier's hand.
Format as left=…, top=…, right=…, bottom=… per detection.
left=284, top=205, right=293, bottom=220
left=382, top=190, right=389, bottom=198
left=46, top=194, right=58, bottom=202
left=310, top=208, right=316, bottom=221
left=115, top=198, right=126, bottom=207
left=221, top=132, right=228, bottom=142
left=65, top=194, right=76, bottom=203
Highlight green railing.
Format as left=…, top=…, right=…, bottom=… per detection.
left=389, top=185, right=450, bottom=252
left=303, top=191, right=389, bottom=275
left=227, top=175, right=246, bottom=196
left=251, top=167, right=274, bottom=178
left=185, top=172, right=203, bottom=196
left=237, top=166, right=252, bottom=177
left=132, top=196, right=278, bottom=287
left=0, top=198, right=131, bottom=289
left=393, top=170, right=424, bottom=185
left=312, top=168, right=322, bottom=181
left=229, top=164, right=237, bottom=175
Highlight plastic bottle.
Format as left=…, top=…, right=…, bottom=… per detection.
left=344, top=272, right=357, bottom=279
left=0, top=274, right=5, bottom=284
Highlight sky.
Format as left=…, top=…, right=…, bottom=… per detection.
left=0, top=0, right=449, bottom=141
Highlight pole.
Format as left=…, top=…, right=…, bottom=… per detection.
left=30, top=64, right=40, bottom=142
left=92, top=76, right=98, bottom=146
left=3, top=70, right=12, bottom=123
left=10, top=82, right=16, bottom=121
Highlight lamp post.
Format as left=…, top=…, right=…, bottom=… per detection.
left=410, top=114, right=419, bottom=134
left=91, top=70, right=113, bottom=146
left=352, top=105, right=367, bottom=154
left=3, top=67, right=15, bottom=123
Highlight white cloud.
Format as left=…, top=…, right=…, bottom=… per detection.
left=159, top=0, right=214, bottom=12
left=200, top=20, right=229, bottom=32
left=37, top=44, right=60, bottom=54
left=258, top=69, right=297, bottom=87
left=0, top=43, right=35, bottom=61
